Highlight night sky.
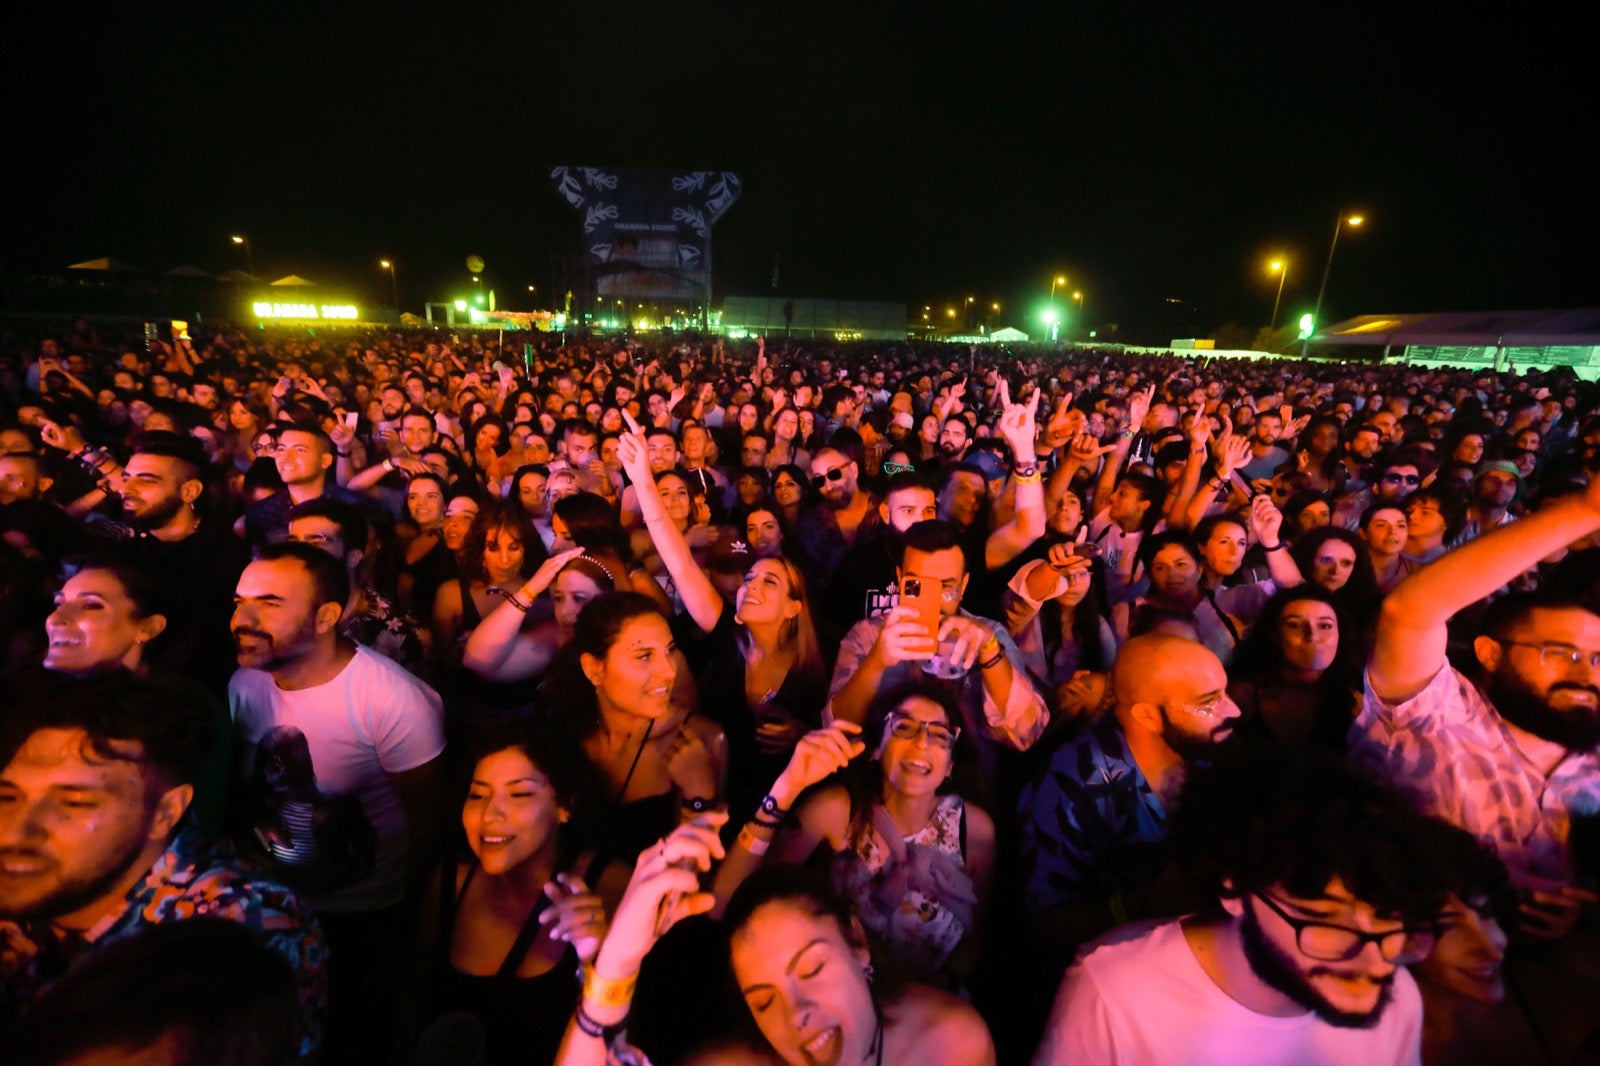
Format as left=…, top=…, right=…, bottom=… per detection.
left=6, top=7, right=1594, bottom=339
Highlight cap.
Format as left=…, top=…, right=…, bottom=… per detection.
left=1474, top=459, right=1522, bottom=486
left=891, top=411, right=915, bottom=429
left=707, top=529, right=756, bottom=574
left=967, top=450, right=1008, bottom=482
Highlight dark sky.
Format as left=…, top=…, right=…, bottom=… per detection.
left=5, top=7, right=1594, bottom=338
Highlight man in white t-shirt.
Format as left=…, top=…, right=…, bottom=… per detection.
left=229, top=542, right=445, bottom=1058
left=1034, top=756, right=1456, bottom=1065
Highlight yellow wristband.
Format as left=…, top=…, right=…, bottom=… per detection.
left=583, top=969, right=639, bottom=1010
left=738, top=823, right=772, bottom=856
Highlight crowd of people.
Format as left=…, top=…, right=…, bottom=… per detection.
left=0, top=318, right=1598, bottom=1064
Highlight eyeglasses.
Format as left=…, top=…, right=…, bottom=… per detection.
left=882, top=462, right=916, bottom=476
left=811, top=464, right=849, bottom=488
left=1381, top=472, right=1421, bottom=486
left=1496, top=640, right=1600, bottom=671
left=290, top=533, right=341, bottom=547
left=884, top=713, right=960, bottom=748
left=1254, top=892, right=1437, bottom=964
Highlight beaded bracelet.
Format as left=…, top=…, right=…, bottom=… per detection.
left=486, top=587, right=531, bottom=613
left=574, top=1002, right=628, bottom=1041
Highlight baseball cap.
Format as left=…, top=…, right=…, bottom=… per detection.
left=967, top=450, right=1008, bottom=483
left=707, top=529, right=756, bottom=574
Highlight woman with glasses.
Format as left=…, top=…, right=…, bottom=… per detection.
left=714, top=681, right=995, bottom=988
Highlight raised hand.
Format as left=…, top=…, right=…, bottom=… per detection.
left=995, top=377, right=1042, bottom=463
left=936, top=615, right=995, bottom=672
left=1126, top=383, right=1157, bottom=431
left=38, top=419, right=86, bottom=454
left=1066, top=432, right=1114, bottom=464
left=591, top=817, right=727, bottom=977
left=519, top=546, right=586, bottom=601
left=665, top=727, right=718, bottom=802
left=1215, top=433, right=1252, bottom=480
left=1249, top=493, right=1285, bottom=546
left=771, top=722, right=865, bottom=802
left=874, top=605, right=938, bottom=666
left=617, top=411, right=654, bottom=486
left=539, top=873, right=609, bottom=964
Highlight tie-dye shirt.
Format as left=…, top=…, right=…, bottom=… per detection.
left=1351, top=664, right=1600, bottom=892
left=1, top=826, right=326, bottom=1055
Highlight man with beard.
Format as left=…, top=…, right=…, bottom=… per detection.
left=794, top=444, right=880, bottom=588
left=1353, top=472, right=1600, bottom=941
left=1452, top=460, right=1520, bottom=546
left=229, top=543, right=443, bottom=1058
left=1035, top=754, right=1453, bottom=1065
left=938, top=414, right=972, bottom=465
left=1019, top=634, right=1237, bottom=958
left=97, top=432, right=250, bottom=694
left=0, top=674, right=326, bottom=1055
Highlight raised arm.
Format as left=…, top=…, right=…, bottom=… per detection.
left=1369, top=484, right=1600, bottom=703
left=1247, top=494, right=1303, bottom=588
left=1093, top=383, right=1154, bottom=509
left=462, top=547, right=585, bottom=677
left=1183, top=426, right=1250, bottom=532
left=985, top=380, right=1046, bottom=570
left=617, top=411, right=724, bottom=633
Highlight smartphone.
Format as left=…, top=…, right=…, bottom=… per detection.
left=171, top=320, right=190, bottom=342
left=899, top=576, right=943, bottom=645
left=144, top=322, right=161, bottom=352
left=343, top=411, right=358, bottom=429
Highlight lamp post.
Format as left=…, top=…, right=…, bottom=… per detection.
left=379, top=259, right=399, bottom=314
left=1302, top=213, right=1364, bottom=357
left=1267, top=259, right=1287, bottom=330
left=230, top=235, right=254, bottom=276
left=1072, top=291, right=1084, bottom=339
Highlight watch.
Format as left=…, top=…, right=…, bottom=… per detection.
left=681, top=795, right=716, bottom=814
left=1012, top=463, right=1039, bottom=479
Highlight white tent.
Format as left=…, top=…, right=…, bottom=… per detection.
left=270, top=275, right=317, bottom=287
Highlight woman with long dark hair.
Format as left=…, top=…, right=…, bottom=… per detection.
left=1226, top=584, right=1362, bottom=753
left=538, top=592, right=727, bottom=860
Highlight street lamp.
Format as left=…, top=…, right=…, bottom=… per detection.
left=230, top=234, right=254, bottom=276
left=1302, top=213, right=1365, bottom=357
left=1266, top=259, right=1288, bottom=330
left=1071, top=291, right=1085, bottom=339
left=379, top=259, right=399, bottom=313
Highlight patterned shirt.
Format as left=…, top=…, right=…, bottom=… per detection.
left=1019, top=713, right=1168, bottom=916
left=1351, top=664, right=1600, bottom=892
left=1, top=826, right=326, bottom=1055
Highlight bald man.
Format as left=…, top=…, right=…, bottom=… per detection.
left=1018, top=635, right=1241, bottom=956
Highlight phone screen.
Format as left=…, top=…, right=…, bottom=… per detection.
left=170, top=320, right=190, bottom=342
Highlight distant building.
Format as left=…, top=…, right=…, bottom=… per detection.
left=720, top=296, right=907, bottom=341
left=1315, top=309, right=1600, bottom=379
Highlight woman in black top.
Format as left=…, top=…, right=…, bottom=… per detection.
left=419, top=720, right=626, bottom=1066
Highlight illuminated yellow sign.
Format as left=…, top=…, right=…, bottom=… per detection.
left=251, top=302, right=359, bottom=320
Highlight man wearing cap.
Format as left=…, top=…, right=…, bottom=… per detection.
left=705, top=527, right=756, bottom=603
left=1453, top=460, right=1520, bottom=547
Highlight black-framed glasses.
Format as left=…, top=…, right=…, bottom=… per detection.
left=1381, top=472, right=1421, bottom=486
left=1496, top=640, right=1600, bottom=671
left=1255, top=892, right=1437, bottom=964
left=884, top=712, right=959, bottom=748
left=811, top=464, right=848, bottom=488
left=882, top=462, right=916, bottom=476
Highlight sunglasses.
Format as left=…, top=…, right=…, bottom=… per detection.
left=881, top=461, right=916, bottom=476
left=811, top=464, right=849, bottom=488
left=1382, top=472, right=1422, bottom=486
